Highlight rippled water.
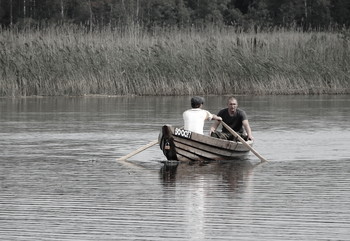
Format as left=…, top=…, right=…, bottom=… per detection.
left=1, top=95, right=349, bottom=240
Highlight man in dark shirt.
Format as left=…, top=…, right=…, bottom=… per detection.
left=210, top=97, right=254, bottom=141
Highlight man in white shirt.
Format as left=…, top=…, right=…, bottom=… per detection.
left=183, top=96, right=222, bottom=135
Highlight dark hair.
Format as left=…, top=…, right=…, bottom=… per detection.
left=191, top=96, right=204, bottom=108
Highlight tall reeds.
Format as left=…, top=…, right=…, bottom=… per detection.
left=0, top=25, right=349, bottom=96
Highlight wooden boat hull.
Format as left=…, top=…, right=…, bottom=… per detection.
left=159, top=125, right=253, bottom=162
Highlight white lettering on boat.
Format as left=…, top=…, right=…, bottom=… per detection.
left=174, top=128, right=192, bottom=139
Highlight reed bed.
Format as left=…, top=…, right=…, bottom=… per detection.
left=0, top=26, right=349, bottom=96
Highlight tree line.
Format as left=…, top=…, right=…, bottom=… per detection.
left=0, top=0, right=349, bottom=31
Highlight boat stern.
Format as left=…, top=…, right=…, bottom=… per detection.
left=159, top=125, right=178, bottom=160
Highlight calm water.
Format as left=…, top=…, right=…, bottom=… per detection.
left=0, top=95, right=349, bottom=241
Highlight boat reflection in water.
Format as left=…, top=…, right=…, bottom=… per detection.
left=158, top=159, right=260, bottom=239
left=159, top=159, right=259, bottom=192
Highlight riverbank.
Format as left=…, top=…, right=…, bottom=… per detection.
left=0, top=26, right=349, bottom=97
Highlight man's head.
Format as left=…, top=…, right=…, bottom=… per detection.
left=191, top=96, right=204, bottom=108
left=227, top=96, right=238, bottom=114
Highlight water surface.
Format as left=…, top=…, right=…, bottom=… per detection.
left=0, top=95, right=349, bottom=240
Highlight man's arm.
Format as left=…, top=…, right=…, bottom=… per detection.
left=212, top=115, right=222, bottom=121
left=242, top=119, right=254, bottom=140
left=210, top=119, right=221, bottom=135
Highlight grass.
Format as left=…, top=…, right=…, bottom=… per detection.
left=0, top=25, right=349, bottom=97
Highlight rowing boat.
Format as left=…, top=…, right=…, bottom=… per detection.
left=159, top=125, right=253, bottom=162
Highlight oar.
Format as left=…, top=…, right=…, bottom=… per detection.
left=117, top=139, right=159, bottom=161
left=221, top=121, right=268, bottom=162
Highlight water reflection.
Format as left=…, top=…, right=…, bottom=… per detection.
left=159, top=161, right=179, bottom=183
left=160, top=160, right=260, bottom=192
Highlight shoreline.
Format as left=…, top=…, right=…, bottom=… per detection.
left=1, top=92, right=349, bottom=99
